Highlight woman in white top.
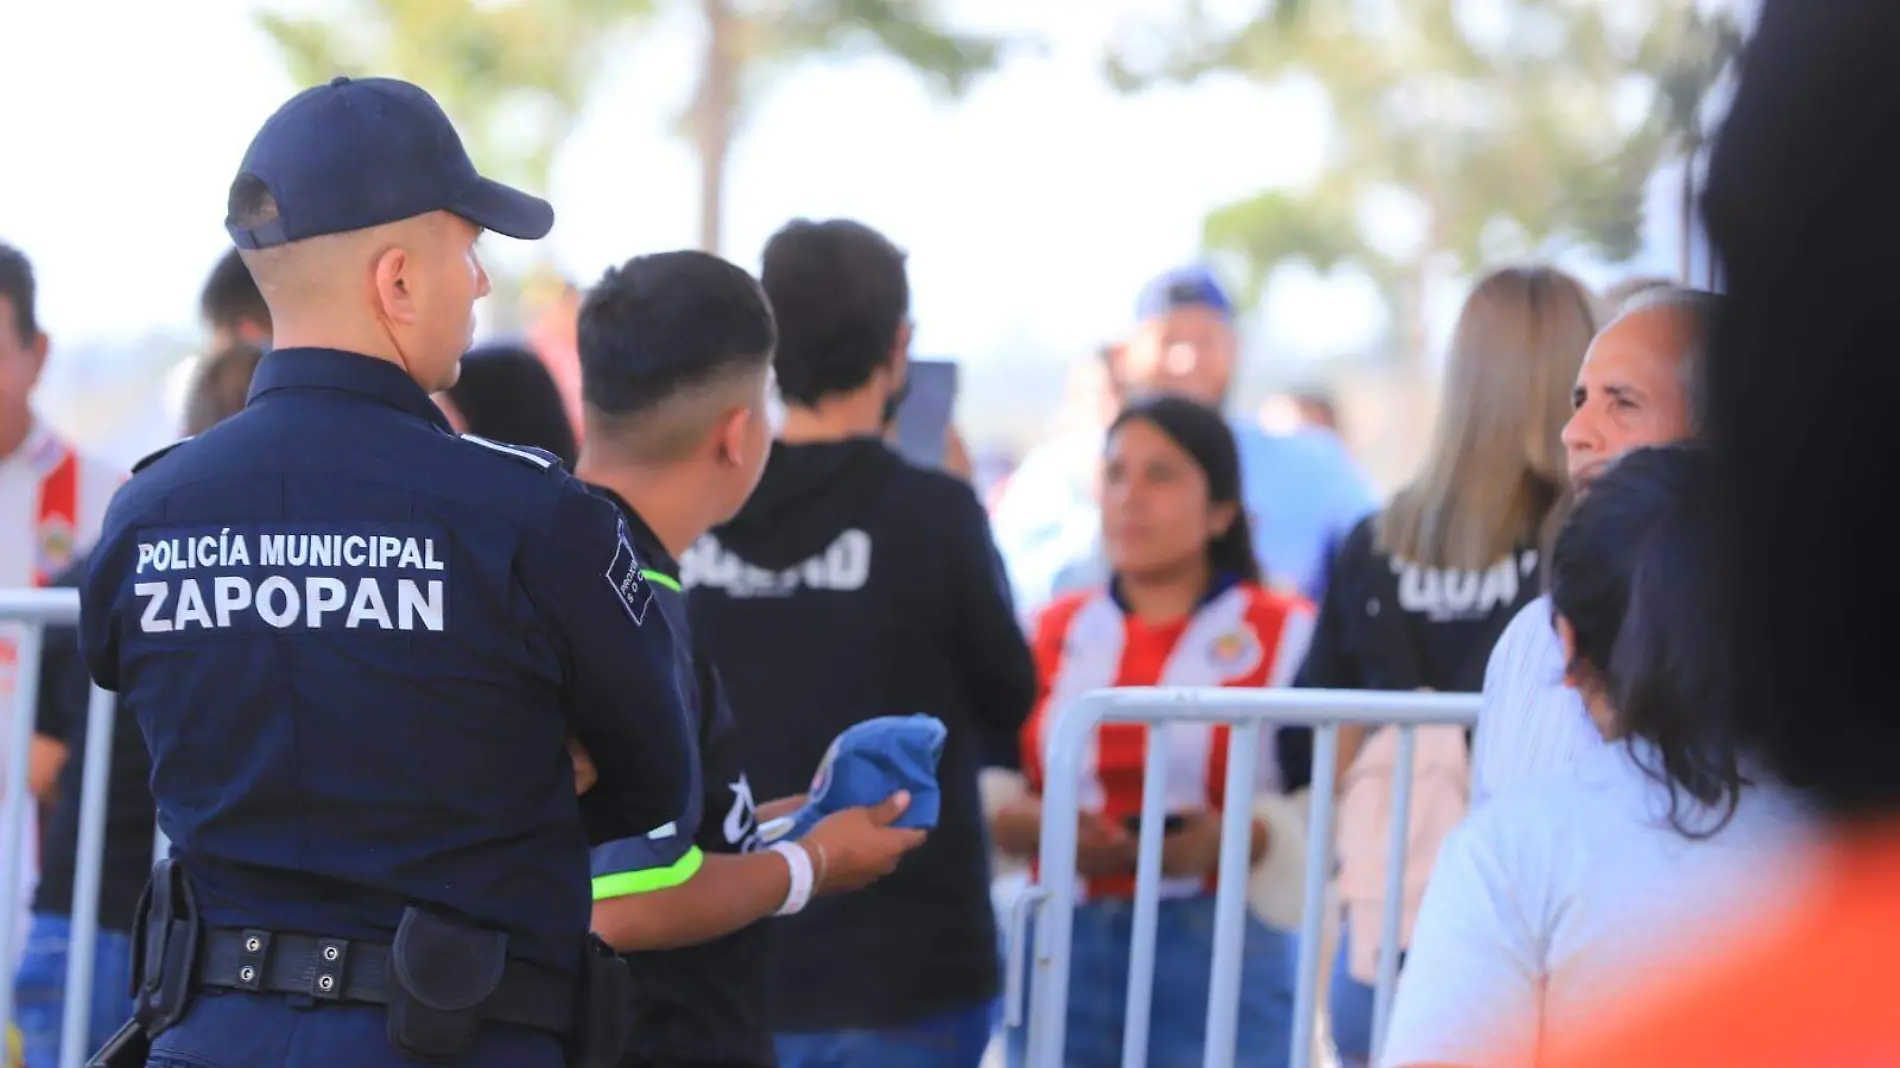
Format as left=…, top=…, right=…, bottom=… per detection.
left=1379, top=444, right=1812, bottom=1068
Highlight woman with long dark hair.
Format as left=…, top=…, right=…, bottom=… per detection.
left=434, top=343, right=579, bottom=468
left=994, top=395, right=1314, bottom=1068
left=1379, top=445, right=1809, bottom=1068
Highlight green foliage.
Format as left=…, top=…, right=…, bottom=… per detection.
left=255, top=0, right=1009, bottom=249
left=1106, top=0, right=1743, bottom=351
left=765, top=0, right=1006, bottom=98
left=256, top=0, right=640, bottom=193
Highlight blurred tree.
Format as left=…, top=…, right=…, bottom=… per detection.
left=1652, top=5, right=1747, bottom=284
left=257, top=0, right=633, bottom=197
left=1105, top=0, right=1741, bottom=362
left=257, top=0, right=1007, bottom=253
left=686, top=0, right=1007, bottom=251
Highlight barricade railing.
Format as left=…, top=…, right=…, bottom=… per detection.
left=1003, top=687, right=1482, bottom=1068
left=0, top=588, right=133, bottom=1068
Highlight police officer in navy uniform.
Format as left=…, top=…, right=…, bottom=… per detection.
left=76, top=76, right=695, bottom=1068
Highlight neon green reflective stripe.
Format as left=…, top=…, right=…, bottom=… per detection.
left=592, top=845, right=704, bottom=900
left=642, top=570, right=682, bottom=593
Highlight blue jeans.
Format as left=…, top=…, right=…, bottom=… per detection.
left=143, top=990, right=564, bottom=1068
left=774, top=1000, right=999, bottom=1068
left=12, top=912, right=136, bottom=1068
left=1004, top=895, right=1297, bottom=1068
left=1327, top=927, right=1403, bottom=1068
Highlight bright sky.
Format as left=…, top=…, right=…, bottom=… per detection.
left=1, top=0, right=1740, bottom=462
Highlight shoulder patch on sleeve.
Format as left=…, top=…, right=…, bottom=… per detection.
left=132, top=437, right=193, bottom=474
left=460, top=433, right=562, bottom=472
left=605, top=514, right=655, bottom=626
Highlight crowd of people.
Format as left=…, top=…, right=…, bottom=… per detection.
left=5, top=6, right=1900, bottom=1065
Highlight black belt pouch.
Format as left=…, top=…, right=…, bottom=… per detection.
left=387, top=906, right=509, bottom=1062
left=568, top=935, right=630, bottom=1068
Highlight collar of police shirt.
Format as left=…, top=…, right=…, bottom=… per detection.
left=246, top=347, right=456, bottom=432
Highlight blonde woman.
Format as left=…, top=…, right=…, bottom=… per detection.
left=1282, top=266, right=1597, bottom=1067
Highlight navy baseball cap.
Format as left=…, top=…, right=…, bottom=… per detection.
left=1137, top=265, right=1234, bottom=323
left=226, top=76, right=554, bottom=250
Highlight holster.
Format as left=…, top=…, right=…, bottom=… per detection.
left=386, top=906, right=511, bottom=1063
left=566, top=935, right=630, bottom=1068
left=133, top=858, right=203, bottom=1033
left=87, top=859, right=201, bottom=1067
left=82, top=1020, right=150, bottom=1068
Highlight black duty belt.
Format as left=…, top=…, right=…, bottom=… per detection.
left=194, top=926, right=574, bottom=1037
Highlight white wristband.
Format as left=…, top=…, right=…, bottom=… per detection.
left=770, top=841, right=814, bottom=916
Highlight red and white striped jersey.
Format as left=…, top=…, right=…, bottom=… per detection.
left=0, top=419, right=122, bottom=951
left=0, top=419, right=124, bottom=692
left=1021, top=579, right=1315, bottom=901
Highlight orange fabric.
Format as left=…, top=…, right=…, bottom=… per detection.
left=1020, top=583, right=1306, bottom=899
left=1539, top=825, right=1900, bottom=1068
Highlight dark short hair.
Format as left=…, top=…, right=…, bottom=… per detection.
left=184, top=343, right=265, bottom=436
left=579, top=250, right=776, bottom=422
left=1549, top=443, right=1738, bottom=837
left=0, top=241, right=39, bottom=345
left=446, top=344, right=579, bottom=469
left=200, top=249, right=271, bottom=336
left=1107, top=395, right=1262, bottom=585
left=760, top=219, right=908, bottom=407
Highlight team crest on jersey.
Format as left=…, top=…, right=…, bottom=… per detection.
left=38, top=515, right=75, bottom=576
left=1207, top=629, right=1262, bottom=678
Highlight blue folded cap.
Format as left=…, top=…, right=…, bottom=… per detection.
left=784, top=715, right=948, bottom=840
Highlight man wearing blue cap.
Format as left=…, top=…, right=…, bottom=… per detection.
left=76, top=77, right=695, bottom=1068
left=993, top=267, right=1378, bottom=613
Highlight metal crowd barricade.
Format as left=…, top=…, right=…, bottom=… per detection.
left=0, top=587, right=134, bottom=1068
left=1005, top=686, right=1482, bottom=1068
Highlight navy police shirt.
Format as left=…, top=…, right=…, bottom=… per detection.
left=587, top=490, right=773, bottom=1068
left=76, top=348, right=697, bottom=975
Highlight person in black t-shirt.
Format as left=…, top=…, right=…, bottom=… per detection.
left=14, top=340, right=264, bottom=1068
left=684, top=219, right=1039, bottom=1068
left=569, top=249, right=925, bottom=1068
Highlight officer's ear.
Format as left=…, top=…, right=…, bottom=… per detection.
left=372, top=246, right=418, bottom=326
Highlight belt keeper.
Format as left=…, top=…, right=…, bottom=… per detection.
left=312, top=938, right=348, bottom=1001
left=236, top=929, right=271, bottom=991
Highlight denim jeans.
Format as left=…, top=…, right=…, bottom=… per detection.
left=773, top=999, right=1000, bottom=1068
left=1004, top=895, right=1298, bottom=1068
left=12, top=912, right=135, bottom=1068
left=1328, top=926, right=1404, bottom=1068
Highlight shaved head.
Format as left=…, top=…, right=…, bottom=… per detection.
left=586, top=365, right=766, bottom=465
left=229, top=174, right=490, bottom=393
left=241, top=214, right=445, bottom=299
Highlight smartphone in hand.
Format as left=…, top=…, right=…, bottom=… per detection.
left=1124, top=814, right=1187, bottom=836
left=890, top=359, right=959, bottom=469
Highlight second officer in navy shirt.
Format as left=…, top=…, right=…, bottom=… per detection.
left=567, top=251, right=926, bottom=1068
left=76, top=77, right=695, bottom=1068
